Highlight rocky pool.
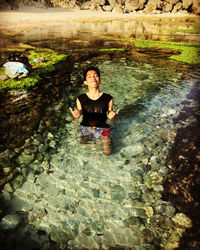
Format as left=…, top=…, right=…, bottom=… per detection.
left=0, top=16, right=200, bottom=249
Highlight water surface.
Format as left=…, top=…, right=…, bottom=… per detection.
left=0, top=17, right=199, bottom=249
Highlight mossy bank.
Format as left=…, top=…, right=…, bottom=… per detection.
left=0, top=49, right=68, bottom=92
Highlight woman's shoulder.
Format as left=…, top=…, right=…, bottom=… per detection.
left=78, top=93, right=86, bottom=98
left=77, top=93, right=87, bottom=101
left=103, top=93, right=113, bottom=100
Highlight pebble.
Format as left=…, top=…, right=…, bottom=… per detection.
left=0, top=214, right=21, bottom=231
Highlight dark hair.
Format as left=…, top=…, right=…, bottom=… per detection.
left=8, top=53, right=29, bottom=64
left=83, top=66, right=101, bottom=80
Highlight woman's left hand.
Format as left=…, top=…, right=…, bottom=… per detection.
left=108, top=109, right=119, bottom=119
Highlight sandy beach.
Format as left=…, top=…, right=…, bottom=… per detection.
left=0, top=6, right=195, bottom=29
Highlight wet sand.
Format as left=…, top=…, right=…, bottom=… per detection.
left=0, top=6, right=197, bottom=29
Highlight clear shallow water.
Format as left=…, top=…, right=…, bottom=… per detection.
left=2, top=56, right=197, bottom=249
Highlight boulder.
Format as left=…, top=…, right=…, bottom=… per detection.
left=0, top=74, right=9, bottom=80
left=182, top=0, right=193, bottom=9
left=0, top=214, right=21, bottom=231
left=144, top=0, right=163, bottom=13
left=172, top=2, right=183, bottom=12
left=117, top=0, right=125, bottom=6
left=51, top=0, right=77, bottom=9
left=0, top=0, right=11, bottom=10
left=124, top=0, right=138, bottom=12
left=98, top=0, right=106, bottom=5
left=2, top=0, right=18, bottom=9
left=192, top=0, right=200, bottom=14
left=82, top=0, right=102, bottom=11
left=16, top=0, right=50, bottom=8
left=166, top=0, right=180, bottom=5
left=112, top=4, right=124, bottom=13
left=163, top=2, right=173, bottom=12
left=108, top=0, right=118, bottom=8
left=102, top=5, right=113, bottom=12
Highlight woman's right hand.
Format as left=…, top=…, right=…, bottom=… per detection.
left=69, top=107, right=82, bottom=119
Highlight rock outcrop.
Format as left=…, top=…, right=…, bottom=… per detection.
left=0, top=0, right=199, bottom=14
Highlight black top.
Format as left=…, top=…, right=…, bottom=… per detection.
left=78, top=93, right=113, bottom=128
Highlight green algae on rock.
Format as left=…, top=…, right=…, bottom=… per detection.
left=131, top=39, right=200, bottom=65
left=0, top=50, right=68, bottom=92
left=98, top=48, right=126, bottom=52
left=104, top=36, right=200, bottom=65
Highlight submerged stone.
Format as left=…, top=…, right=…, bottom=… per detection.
left=92, top=188, right=100, bottom=198
left=143, top=171, right=164, bottom=189
left=128, top=190, right=141, bottom=200
left=110, top=184, right=126, bottom=202
left=16, top=152, right=35, bottom=165
left=172, top=213, right=192, bottom=228
left=23, top=145, right=38, bottom=154
left=0, top=149, right=16, bottom=160
left=121, top=143, right=144, bottom=157
left=12, top=174, right=25, bottom=190
left=0, top=213, right=21, bottom=231
left=3, top=183, right=14, bottom=193
left=132, top=208, right=147, bottom=218
left=142, top=191, right=162, bottom=204
left=82, top=227, right=92, bottom=236
left=50, top=221, right=79, bottom=243
left=123, top=216, right=142, bottom=228
left=91, top=220, right=104, bottom=232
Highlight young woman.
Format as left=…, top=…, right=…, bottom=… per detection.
left=70, top=66, right=119, bottom=155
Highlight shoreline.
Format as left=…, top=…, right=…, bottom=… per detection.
left=0, top=6, right=198, bottom=28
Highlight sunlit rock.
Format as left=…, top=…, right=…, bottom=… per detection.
left=16, top=151, right=35, bottom=165
left=172, top=213, right=192, bottom=228
left=0, top=214, right=21, bottom=231
left=110, top=184, right=126, bottom=202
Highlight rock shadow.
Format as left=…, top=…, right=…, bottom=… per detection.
left=163, top=73, right=200, bottom=249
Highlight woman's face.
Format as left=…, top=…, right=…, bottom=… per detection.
left=85, top=70, right=101, bottom=88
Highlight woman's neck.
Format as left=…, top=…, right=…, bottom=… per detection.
left=86, top=88, right=103, bottom=100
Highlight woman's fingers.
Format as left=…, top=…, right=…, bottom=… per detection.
left=113, top=109, right=119, bottom=119
left=69, top=107, right=73, bottom=113
left=69, top=108, right=81, bottom=118
left=108, top=110, right=119, bottom=119
left=114, top=109, right=119, bottom=117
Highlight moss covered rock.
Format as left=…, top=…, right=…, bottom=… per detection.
left=0, top=49, right=68, bottom=92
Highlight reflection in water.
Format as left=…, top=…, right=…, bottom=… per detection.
left=0, top=16, right=200, bottom=51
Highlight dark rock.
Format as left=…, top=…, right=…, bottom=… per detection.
left=163, top=79, right=200, bottom=249
left=0, top=0, right=11, bottom=10
left=182, top=0, right=193, bottom=9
